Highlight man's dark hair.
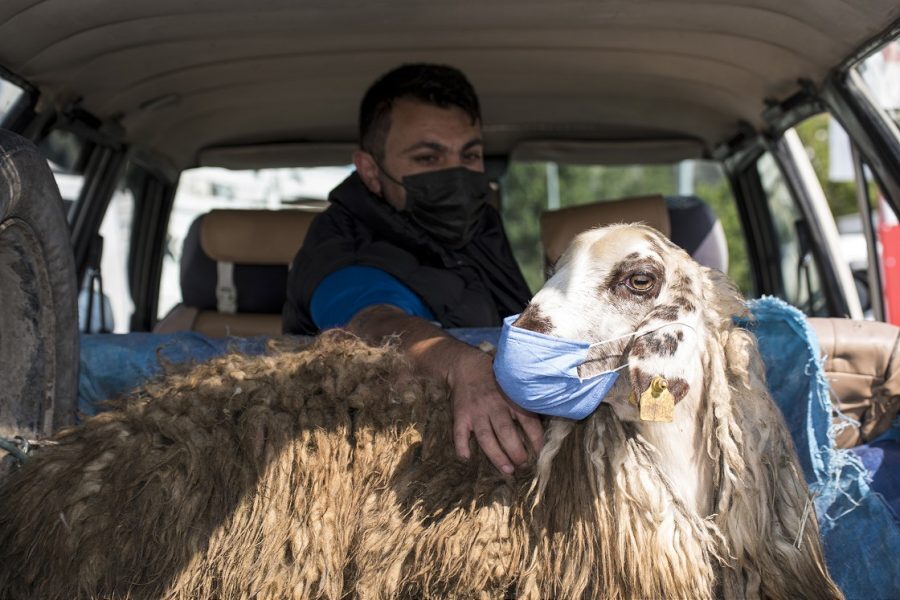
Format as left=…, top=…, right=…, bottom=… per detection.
left=359, top=63, right=482, bottom=159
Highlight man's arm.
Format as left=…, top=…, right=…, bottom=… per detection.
left=347, top=304, right=544, bottom=474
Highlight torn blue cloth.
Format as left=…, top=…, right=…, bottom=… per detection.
left=741, top=297, right=900, bottom=599
left=78, top=300, right=900, bottom=598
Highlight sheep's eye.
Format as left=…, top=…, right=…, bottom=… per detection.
left=626, top=272, right=656, bottom=292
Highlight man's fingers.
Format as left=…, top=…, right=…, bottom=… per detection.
left=453, top=419, right=472, bottom=461
left=473, top=423, right=514, bottom=474
left=517, top=412, right=545, bottom=455
left=491, top=415, right=529, bottom=467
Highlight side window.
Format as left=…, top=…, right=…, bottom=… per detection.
left=856, top=39, right=900, bottom=128
left=78, top=169, right=136, bottom=333
left=755, top=151, right=828, bottom=316
left=794, top=112, right=899, bottom=320
left=38, top=128, right=89, bottom=218
left=0, top=77, right=25, bottom=125
left=850, top=37, right=900, bottom=324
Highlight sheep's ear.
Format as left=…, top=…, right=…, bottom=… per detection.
left=702, top=267, right=748, bottom=323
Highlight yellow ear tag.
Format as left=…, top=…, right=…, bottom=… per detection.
left=639, top=376, right=675, bottom=423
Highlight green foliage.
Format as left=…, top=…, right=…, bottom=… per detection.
left=501, top=162, right=547, bottom=293
left=501, top=160, right=752, bottom=295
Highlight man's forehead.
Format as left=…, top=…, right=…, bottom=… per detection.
left=385, top=99, right=482, bottom=147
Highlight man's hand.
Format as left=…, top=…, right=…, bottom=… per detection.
left=448, top=347, right=544, bottom=474
left=346, top=304, right=544, bottom=474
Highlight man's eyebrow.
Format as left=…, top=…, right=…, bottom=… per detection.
left=400, top=138, right=484, bottom=154
left=401, top=141, right=447, bottom=154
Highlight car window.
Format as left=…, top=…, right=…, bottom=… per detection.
left=794, top=111, right=900, bottom=321
left=0, top=76, right=24, bottom=125
left=79, top=172, right=136, bottom=333
left=501, top=159, right=749, bottom=295
left=855, top=38, right=900, bottom=129
left=755, top=151, right=830, bottom=316
left=157, top=166, right=352, bottom=320
left=37, top=128, right=88, bottom=218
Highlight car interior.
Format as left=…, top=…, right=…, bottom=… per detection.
left=0, top=2, right=898, bottom=595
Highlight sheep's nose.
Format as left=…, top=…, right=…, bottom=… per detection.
left=513, top=305, right=551, bottom=334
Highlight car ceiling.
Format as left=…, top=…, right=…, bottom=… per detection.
left=0, top=1, right=898, bottom=171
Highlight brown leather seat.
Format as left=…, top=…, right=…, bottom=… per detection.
left=809, top=317, right=900, bottom=448
left=540, top=194, right=671, bottom=269
left=154, top=209, right=319, bottom=337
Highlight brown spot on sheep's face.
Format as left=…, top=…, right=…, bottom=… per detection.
left=514, top=305, right=551, bottom=334
left=646, top=304, right=680, bottom=322
left=668, top=275, right=697, bottom=312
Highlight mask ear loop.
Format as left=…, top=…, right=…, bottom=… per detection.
left=579, top=321, right=700, bottom=377
left=587, top=320, right=699, bottom=349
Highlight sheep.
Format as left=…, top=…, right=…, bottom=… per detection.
left=0, top=223, right=841, bottom=599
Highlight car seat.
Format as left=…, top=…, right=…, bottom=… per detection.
left=539, top=193, right=728, bottom=273
left=154, top=208, right=319, bottom=337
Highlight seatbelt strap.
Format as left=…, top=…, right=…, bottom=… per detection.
left=216, top=261, right=238, bottom=314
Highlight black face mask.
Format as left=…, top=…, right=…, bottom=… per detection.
left=380, top=166, right=489, bottom=250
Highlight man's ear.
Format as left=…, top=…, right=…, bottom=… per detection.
left=353, top=150, right=382, bottom=196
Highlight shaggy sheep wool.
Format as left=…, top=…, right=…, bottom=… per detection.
left=0, top=224, right=843, bottom=599
left=0, top=332, right=531, bottom=599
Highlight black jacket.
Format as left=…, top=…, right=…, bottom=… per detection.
left=282, top=173, right=531, bottom=334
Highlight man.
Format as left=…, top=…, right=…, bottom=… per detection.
left=283, top=63, right=543, bottom=474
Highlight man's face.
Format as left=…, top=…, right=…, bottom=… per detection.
left=354, top=98, right=484, bottom=210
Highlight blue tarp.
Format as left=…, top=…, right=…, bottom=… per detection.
left=740, top=298, right=900, bottom=599
left=79, top=299, right=900, bottom=599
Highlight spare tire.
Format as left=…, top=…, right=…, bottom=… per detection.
left=0, top=129, right=78, bottom=439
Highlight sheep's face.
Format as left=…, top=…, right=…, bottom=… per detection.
left=515, top=224, right=708, bottom=420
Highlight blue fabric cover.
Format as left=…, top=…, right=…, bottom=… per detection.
left=78, top=298, right=899, bottom=598
left=739, top=298, right=900, bottom=599
left=78, top=333, right=273, bottom=416
left=309, top=265, right=436, bottom=330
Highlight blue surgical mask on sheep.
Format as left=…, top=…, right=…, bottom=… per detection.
left=492, top=315, right=695, bottom=420
left=492, top=314, right=626, bottom=420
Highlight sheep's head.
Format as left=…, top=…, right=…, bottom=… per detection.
left=515, top=223, right=729, bottom=423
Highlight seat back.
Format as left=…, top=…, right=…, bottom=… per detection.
left=665, top=195, right=729, bottom=273
left=154, top=209, right=319, bottom=337
left=540, top=194, right=670, bottom=269
left=809, top=317, right=900, bottom=448
left=539, top=194, right=728, bottom=274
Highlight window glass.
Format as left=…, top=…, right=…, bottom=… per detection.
left=794, top=112, right=899, bottom=320
left=855, top=39, right=900, bottom=128
left=755, top=151, right=828, bottom=315
left=79, top=177, right=136, bottom=333
left=38, top=129, right=88, bottom=217
left=157, top=166, right=352, bottom=320
left=0, top=78, right=24, bottom=125
left=501, top=159, right=749, bottom=295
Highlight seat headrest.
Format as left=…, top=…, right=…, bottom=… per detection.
left=540, top=195, right=670, bottom=265
left=665, top=195, right=728, bottom=273
left=200, top=209, right=319, bottom=265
